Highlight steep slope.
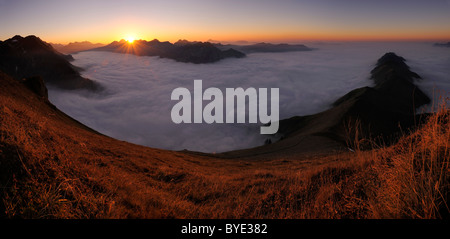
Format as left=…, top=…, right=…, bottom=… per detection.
left=0, top=35, right=100, bottom=91
left=0, top=69, right=211, bottom=217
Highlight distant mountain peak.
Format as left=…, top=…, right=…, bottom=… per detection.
left=434, top=42, right=450, bottom=47
left=216, top=42, right=311, bottom=54
left=52, top=41, right=106, bottom=54
left=6, top=35, right=54, bottom=52
left=90, top=38, right=246, bottom=64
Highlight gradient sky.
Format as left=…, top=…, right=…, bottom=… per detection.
left=1, top=0, right=449, bottom=44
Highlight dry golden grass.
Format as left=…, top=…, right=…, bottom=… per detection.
left=0, top=75, right=448, bottom=218
left=368, top=100, right=449, bottom=218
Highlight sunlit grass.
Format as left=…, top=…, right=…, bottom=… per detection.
left=0, top=74, right=448, bottom=218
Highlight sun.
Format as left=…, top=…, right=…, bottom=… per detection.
left=124, top=34, right=137, bottom=43
left=125, top=36, right=136, bottom=43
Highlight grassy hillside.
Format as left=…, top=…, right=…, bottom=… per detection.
left=0, top=71, right=448, bottom=218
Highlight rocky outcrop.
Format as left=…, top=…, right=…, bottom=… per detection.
left=284, top=53, right=430, bottom=146
left=21, top=76, right=48, bottom=99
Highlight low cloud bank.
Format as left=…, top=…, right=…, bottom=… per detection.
left=48, top=42, right=450, bottom=152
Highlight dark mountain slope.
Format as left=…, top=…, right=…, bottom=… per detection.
left=0, top=35, right=100, bottom=91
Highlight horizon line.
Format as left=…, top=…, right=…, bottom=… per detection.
left=2, top=34, right=450, bottom=45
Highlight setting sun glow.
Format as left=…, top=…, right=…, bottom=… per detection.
left=1, top=1, right=450, bottom=44
left=125, top=35, right=137, bottom=43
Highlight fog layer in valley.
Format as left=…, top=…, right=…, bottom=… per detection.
left=48, top=42, right=450, bottom=153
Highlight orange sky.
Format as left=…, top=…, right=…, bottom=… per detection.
left=1, top=0, right=449, bottom=44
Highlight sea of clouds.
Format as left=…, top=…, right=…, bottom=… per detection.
left=47, top=42, right=450, bottom=153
